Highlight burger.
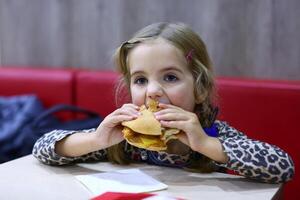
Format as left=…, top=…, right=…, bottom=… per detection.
left=121, top=99, right=180, bottom=151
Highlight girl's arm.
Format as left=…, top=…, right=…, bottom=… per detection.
left=55, top=130, right=104, bottom=157
left=32, top=129, right=108, bottom=165
left=215, top=120, right=295, bottom=183
left=33, top=103, right=140, bottom=166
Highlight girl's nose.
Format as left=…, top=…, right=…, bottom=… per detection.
left=147, top=81, right=163, bottom=99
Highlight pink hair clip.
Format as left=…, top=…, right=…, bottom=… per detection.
left=186, top=49, right=195, bottom=63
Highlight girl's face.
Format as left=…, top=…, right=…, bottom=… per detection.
left=127, top=38, right=197, bottom=112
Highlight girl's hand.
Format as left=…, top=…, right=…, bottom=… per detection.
left=155, top=103, right=209, bottom=152
left=94, top=104, right=140, bottom=149
left=55, top=104, right=140, bottom=157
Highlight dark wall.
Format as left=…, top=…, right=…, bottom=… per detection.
left=0, top=0, right=299, bottom=80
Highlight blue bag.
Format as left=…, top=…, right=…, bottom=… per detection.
left=1, top=96, right=102, bottom=163
left=21, top=104, right=102, bottom=159
left=0, top=95, right=45, bottom=163
left=24, top=104, right=102, bottom=133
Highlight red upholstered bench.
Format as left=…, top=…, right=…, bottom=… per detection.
left=216, top=77, right=300, bottom=200
left=1, top=67, right=299, bottom=199
left=0, top=67, right=75, bottom=120
left=75, top=70, right=120, bottom=117
left=0, top=67, right=74, bottom=107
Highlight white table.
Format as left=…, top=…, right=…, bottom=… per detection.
left=0, top=155, right=282, bottom=200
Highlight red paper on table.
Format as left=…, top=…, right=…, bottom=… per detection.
left=91, top=192, right=155, bottom=200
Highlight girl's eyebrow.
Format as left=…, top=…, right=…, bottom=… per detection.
left=161, top=66, right=184, bottom=73
left=130, top=66, right=184, bottom=76
left=130, top=70, right=145, bottom=76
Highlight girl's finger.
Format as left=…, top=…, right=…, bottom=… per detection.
left=108, top=114, right=137, bottom=125
left=155, top=109, right=181, bottom=117
left=121, top=103, right=139, bottom=110
left=160, top=120, right=185, bottom=130
left=113, top=107, right=140, bottom=116
left=155, top=105, right=187, bottom=115
left=155, top=112, right=189, bottom=121
left=158, top=103, right=185, bottom=111
left=158, top=103, right=177, bottom=109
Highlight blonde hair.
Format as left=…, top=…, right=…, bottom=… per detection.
left=108, top=22, right=217, bottom=172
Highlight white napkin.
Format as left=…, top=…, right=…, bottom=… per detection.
left=76, top=168, right=168, bottom=195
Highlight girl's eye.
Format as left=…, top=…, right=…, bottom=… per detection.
left=164, top=74, right=178, bottom=82
left=134, top=77, right=148, bottom=85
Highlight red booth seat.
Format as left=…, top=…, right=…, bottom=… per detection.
left=215, top=77, right=300, bottom=200
left=1, top=67, right=299, bottom=199
left=0, top=67, right=74, bottom=107
left=75, top=70, right=120, bottom=117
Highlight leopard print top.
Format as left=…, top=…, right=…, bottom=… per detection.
left=32, top=120, right=294, bottom=183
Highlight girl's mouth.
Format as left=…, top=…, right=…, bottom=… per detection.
left=147, top=99, right=169, bottom=105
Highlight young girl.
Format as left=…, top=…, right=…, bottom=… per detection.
left=33, top=22, right=294, bottom=183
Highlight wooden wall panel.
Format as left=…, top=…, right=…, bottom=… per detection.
left=0, top=0, right=299, bottom=80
